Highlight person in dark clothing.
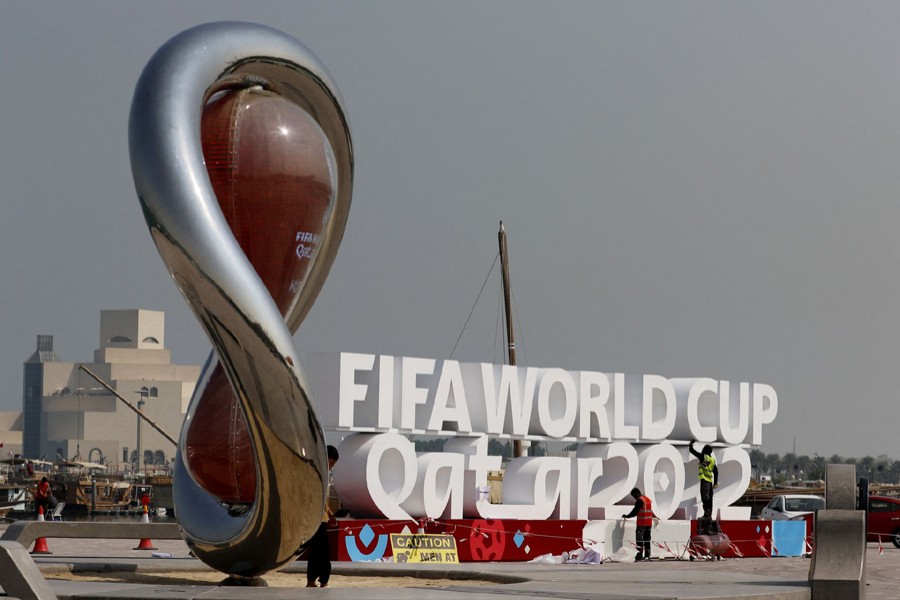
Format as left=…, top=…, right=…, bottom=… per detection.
left=622, top=487, right=655, bottom=561
left=307, top=445, right=340, bottom=588
left=688, top=440, right=718, bottom=534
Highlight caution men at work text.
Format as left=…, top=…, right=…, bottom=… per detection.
left=390, top=533, right=459, bottom=564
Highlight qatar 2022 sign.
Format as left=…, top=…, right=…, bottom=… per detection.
left=308, top=353, right=778, bottom=523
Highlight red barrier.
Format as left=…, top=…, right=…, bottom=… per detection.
left=334, top=518, right=787, bottom=562
left=335, top=519, right=586, bottom=562
left=691, top=520, right=774, bottom=558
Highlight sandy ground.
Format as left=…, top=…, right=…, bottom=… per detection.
left=44, top=571, right=494, bottom=588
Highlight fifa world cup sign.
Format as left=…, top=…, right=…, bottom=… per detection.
left=129, top=23, right=352, bottom=576
left=307, top=353, right=778, bottom=523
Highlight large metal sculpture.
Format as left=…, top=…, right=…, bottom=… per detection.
left=128, top=22, right=352, bottom=576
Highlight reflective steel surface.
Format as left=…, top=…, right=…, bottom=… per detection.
left=128, top=22, right=352, bottom=577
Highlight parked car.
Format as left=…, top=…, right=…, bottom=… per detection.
left=760, top=494, right=825, bottom=521
left=866, top=496, right=900, bottom=548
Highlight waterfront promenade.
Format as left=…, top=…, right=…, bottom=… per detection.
left=4, top=526, right=896, bottom=599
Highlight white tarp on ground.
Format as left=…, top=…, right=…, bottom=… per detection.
left=582, top=520, right=693, bottom=560
left=528, top=545, right=604, bottom=565
left=529, top=520, right=695, bottom=564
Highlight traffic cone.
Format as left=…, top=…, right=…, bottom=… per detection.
left=133, top=504, right=157, bottom=550
left=31, top=506, right=52, bottom=554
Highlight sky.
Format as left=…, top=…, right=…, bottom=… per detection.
left=2, top=2, right=899, bottom=460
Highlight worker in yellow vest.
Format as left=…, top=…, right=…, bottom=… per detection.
left=689, top=440, right=718, bottom=534
left=622, top=487, right=656, bottom=561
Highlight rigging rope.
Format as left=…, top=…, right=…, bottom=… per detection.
left=450, top=253, right=499, bottom=359
left=449, top=247, right=529, bottom=366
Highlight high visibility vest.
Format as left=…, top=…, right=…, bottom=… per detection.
left=698, top=454, right=716, bottom=483
left=637, top=496, right=653, bottom=527
left=35, top=481, right=50, bottom=500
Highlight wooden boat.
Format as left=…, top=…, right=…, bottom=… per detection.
left=51, top=461, right=132, bottom=514
left=0, top=484, right=29, bottom=517
left=127, top=476, right=173, bottom=515
left=1, top=458, right=55, bottom=516
left=148, top=474, right=174, bottom=513
left=0, top=457, right=53, bottom=484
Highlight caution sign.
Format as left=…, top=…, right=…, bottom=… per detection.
left=390, top=533, right=459, bottom=564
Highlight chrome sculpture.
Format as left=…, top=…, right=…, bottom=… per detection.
left=128, top=22, right=352, bottom=576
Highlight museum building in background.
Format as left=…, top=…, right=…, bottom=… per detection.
left=22, top=309, right=201, bottom=466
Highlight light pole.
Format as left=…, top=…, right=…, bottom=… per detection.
left=135, top=389, right=147, bottom=475
left=74, top=387, right=84, bottom=461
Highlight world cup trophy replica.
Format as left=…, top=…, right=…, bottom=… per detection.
left=128, top=22, right=352, bottom=577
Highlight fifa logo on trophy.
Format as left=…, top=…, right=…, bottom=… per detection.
left=129, top=22, right=352, bottom=577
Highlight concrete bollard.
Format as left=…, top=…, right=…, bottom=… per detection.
left=825, top=464, right=857, bottom=510
left=808, top=509, right=866, bottom=600
left=0, top=540, right=58, bottom=600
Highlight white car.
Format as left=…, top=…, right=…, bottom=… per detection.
left=760, top=494, right=825, bottom=521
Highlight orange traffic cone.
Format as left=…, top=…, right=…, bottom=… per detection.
left=31, top=506, right=52, bottom=554
left=134, top=504, right=157, bottom=550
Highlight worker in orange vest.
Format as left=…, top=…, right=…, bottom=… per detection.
left=622, top=487, right=655, bottom=561
left=34, top=477, right=51, bottom=515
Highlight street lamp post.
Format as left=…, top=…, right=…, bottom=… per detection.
left=74, top=387, right=84, bottom=461
left=135, top=389, right=147, bottom=475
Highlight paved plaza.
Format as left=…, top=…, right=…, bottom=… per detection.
left=2, top=529, right=896, bottom=600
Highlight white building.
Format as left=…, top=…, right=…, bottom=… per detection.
left=0, top=412, right=23, bottom=458
left=22, top=309, right=201, bottom=468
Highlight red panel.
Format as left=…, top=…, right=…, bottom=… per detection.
left=334, top=519, right=786, bottom=562
left=334, top=519, right=587, bottom=563
left=438, top=519, right=586, bottom=562
left=801, top=513, right=815, bottom=552
left=691, top=520, right=774, bottom=558
left=335, top=520, right=408, bottom=562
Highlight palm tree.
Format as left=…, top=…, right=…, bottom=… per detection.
left=765, top=453, right=780, bottom=480
left=748, top=449, right=765, bottom=480
left=809, top=454, right=826, bottom=480
left=795, top=454, right=812, bottom=479
left=860, top=456, right=876, bottom=481
left=888, top=460, right=900, bottom=485
left=781, top=453, right=798, bottom=482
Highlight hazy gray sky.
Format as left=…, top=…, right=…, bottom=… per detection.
left=2, top=2, right=899, bottom=459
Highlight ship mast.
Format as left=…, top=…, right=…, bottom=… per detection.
left=498, top=222, right=526, bottom=458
